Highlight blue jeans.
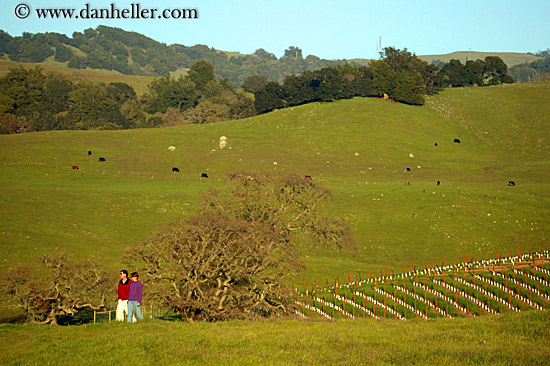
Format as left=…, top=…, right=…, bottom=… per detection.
left=127, top=301, right=145, bottom=322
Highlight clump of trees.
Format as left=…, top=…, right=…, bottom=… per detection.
left=0, top=61, right=255, bottom=133
left=0, top=66, right=149, bottom=133
left=252, top=48, right=516, bottom=114
left=253, top=47, right=444, bottom=113
left=509, top=49, right=550, bottom=83
left=127, top=172, right=354, bottom=321
left=438, top=56, right=514, bottom=87
left=145, top=60, right=255, bottom=125
left=0, top=252, right=111, bottom=324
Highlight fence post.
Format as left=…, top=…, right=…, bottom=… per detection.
left=109, top=310, right=111, bottom=323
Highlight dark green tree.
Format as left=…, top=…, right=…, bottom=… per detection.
left=54, top=44, right=73, bottom=62
left=254, top=81, right=286, bottom=114
left=283, top=46, right=303, bottom=59
left=145, top=75, right=198, bottom=113
left=187, top=60, right=216, bottom=90
left=483, top=56, right=513, bottom=85
left=242, top=75, right=270, bottom=94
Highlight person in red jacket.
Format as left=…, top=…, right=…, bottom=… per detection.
left=116, top=269, right=132, bottom=321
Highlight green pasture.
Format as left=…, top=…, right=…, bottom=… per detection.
left=0, top=310, right=548, bottom=365
left=1, top=82, right=549, bottom=285
left=1, top=81, right=550, bottom=365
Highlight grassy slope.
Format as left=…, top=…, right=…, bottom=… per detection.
left=1, top=83, right=549, bottom=282
left=0, top=310, right=548, bottom=365
left=1, top=82, right=549, bottom=365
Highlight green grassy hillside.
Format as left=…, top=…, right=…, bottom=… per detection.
left=1, top=82, right=549, bottom=285
left=1, top=81, right=549, bottom=365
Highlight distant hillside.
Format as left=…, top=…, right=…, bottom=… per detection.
left=350, top=52, right=542, bottom=69
left=0, top=26, right=339, bottom=85
left=0, top=59, right=155, bottom=96
left=417, top=51, right=542, bottom=67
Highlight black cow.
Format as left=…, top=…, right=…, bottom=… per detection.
left=508, top=181, right=515, bottom=186
left=172, top=167, right=180, bottom=172
left=406, top=168, right=411, bottom=172
left=99, top=157, right=106, bottom=162
left=437, top=181, right=441, bottom=186
left=454, top=139, right=461, bottom=143
left=434, top=142, right=438, bottom=146
left=201, top=173, right=209, bottom=179
left=88, top=151, right=92, bottom=155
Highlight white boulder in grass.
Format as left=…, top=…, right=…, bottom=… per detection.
left=168, top=146, right=176, bottom=151
left=409, top=153, right=415, bottom=158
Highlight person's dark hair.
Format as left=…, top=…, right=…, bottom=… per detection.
left=131, top=272, right=139, bottom=279
left=120, top=269, right=128, bottom=276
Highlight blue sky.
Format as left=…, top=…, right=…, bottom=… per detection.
left=1, top=0, right=548, bottom=60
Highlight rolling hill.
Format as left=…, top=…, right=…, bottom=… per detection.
left=1, top=80, right=549, bottom=365
left=0, top=81, right=549, bottom=284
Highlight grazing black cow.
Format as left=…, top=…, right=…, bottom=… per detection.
left=508, top=181, right=515, bottom=186
left=201, top=173, right=209, bottom=179
left=437, top=181, right=440, bottom=186
left=88, top=151, right=92, bottom=155
left=454, top=139, right=461, bottom=143
left=434, top=143, right=438, bottom=146
left=406, top=168, right=411, bottom=172
left=99, top=157, right=106, bottom=162
left=172, top=167, right=180, bottom=172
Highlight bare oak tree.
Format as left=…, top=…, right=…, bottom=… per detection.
left=128, top=172, right=354, bottom=321
left=0, top=252, right=111, bottom=324
left=127, top=213, right=298, bottom=321
left=203, top=171, right=354, bottom=250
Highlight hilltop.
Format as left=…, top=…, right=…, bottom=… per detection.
left=0, top=26, right=339, bottom=85
left=345, top=51, right=540, bottom=69
left=417, top=51, right=542, bottom=67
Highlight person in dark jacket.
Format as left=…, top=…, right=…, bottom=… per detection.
left=127, top=272, right=145, bottom=322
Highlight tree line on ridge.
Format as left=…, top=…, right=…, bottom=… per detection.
left=0, top=47, right=514, bottom=134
